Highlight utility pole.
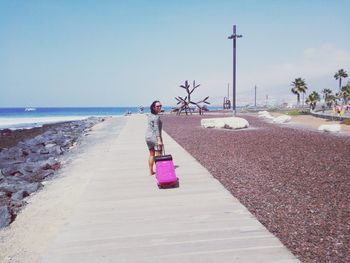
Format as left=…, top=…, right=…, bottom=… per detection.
left=254, top=85, right=257, bottom=108
left=227, top=83, right=230, bottom=99
left=228, top=25, right=242, bottom=115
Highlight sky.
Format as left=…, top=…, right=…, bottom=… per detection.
left=1, top=0, right=350, bottom=107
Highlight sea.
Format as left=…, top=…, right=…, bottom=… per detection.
left=0, top=106, right=222, bottom=130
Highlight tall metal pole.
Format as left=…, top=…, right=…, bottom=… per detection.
left=227, top=83, right=230, bottom=101
left=228, top=25, right=242, bottom=115
left=254, top=85, right=257, bottom=107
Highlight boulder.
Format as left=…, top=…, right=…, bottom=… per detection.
left=0, top=181, right=17, bottom=194
left=20, top=162, right=41, bottom=173
left=273, top=115, right=292, bottom=124
left=26, top=152, right=49, bottom=162
left=28, top=170, right=54, bottom=182
left=25, top=135, right=46, bottom=147
left=21, top=182, right=41, bottom=194
left=257, top=111, right=274, bottom=119
left=38, top=147, right=50, bottom=154
left=318, top=124, right=341, bottom=133
left=48, top=145, right=64, bottom=155
left=201, top=117, right=249, bottom=129
left=44, top=143, right=56, bottom=148
left=0, top=191, right=8, bottom=199
left=9, top=200, right=26, bottom=217
left=11, top=190, right=30, bottom=201
left=2, top=147, right=26, bottom=162
left=0, top=163, right=23, bottom=177
left=0, top=205, right=11, bottom=228
left=40, top=159, right=61, bottom=170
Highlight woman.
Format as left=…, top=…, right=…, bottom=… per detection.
left=145, top=101, right=163, bottom=175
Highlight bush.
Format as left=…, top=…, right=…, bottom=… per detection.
left=287, top=109, right=301, bottom=116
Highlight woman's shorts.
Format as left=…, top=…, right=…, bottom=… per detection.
left=146, top=139, right=156, bottom=150
left=146, top=139, right=162, bottom=151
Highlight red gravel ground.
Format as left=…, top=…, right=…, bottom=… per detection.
left=162, top=114, right=350, bottom=263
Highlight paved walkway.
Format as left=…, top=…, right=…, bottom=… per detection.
left=42, top=115, right=299, bottom=263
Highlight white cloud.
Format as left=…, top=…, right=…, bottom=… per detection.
left=236, top=44, right=350, bottom=105
left=162, top=44, right=350, bottom=107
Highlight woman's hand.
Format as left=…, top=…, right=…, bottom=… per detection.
left=157, top=138, right=163, bottom=146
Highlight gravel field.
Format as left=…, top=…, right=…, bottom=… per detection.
left=162, top=114, right=350, bottom=263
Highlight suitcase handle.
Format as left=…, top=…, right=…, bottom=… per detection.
left=156, top=144, right=166, bottom=156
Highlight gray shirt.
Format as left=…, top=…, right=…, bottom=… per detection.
left=145, top=114, right=162, bottom=142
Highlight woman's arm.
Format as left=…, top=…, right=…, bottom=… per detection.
left=154, top=116, right=163, bottom=145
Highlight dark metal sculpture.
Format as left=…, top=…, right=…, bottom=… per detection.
left=174, top=80, right=210, bottom=115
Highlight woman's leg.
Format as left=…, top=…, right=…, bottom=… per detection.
left=148, top=149, right=155, bottom=175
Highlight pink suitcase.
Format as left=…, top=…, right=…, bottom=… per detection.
left=154, top=154, right=178, bottom=188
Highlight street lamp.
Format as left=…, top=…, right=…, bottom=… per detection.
left=228, top=25, right=242, bottom=115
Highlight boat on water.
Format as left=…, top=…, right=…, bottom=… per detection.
left=24, top=107, right=36, bottom=111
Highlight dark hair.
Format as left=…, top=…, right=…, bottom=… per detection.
left=150, top=100, right=160, bottom=114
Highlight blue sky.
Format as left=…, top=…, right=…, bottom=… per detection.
left=1, top=0, right=349, bottom=107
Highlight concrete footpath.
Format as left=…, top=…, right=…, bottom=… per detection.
left=41, top=115, right=299, bottom=263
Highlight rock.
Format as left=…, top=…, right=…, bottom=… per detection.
left=0, top=191, right=8, bottom=199
left=0, top=117, right=104, bottom=226
left=26, top=152, right=49, bottom=162
left=38, top=148, right=49, bottom=154
left=21, top=148, right=31, bottom=156
left=0, top=176, right=40, bottom=195
left=9, top=200, right=26, bottom=217
left=48, top=145, right=64, bottom=155
left=22, top=182, right=41, bottom=194
left=0, top=181, right=17, bottom=194
left=318, top=124, right=341, bottom=132
left=201, top=117, right=249, bottom=129
left=273, top=115, right=292, bottom=124
left=257, top=111, right=274, bottom=119
left=20, top=162, right=40, bottom=173
left=11, top=190, right=29, bottom=201
left=45, top=143, right=56, bottom=148
left=29, top=170, right=54, bottom=182
left=25, top=135, right=46, bottom=147
left=40, top=159, right=61, bottom=170
left=3, top=147, right=26, bottom=162
left=0, top=164, right=23, bottom=177
left=0, top=205, right=11, bottom=228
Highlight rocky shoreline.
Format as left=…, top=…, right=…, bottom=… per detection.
left=0, top=117, right=105, bottom=228
left=162, top=114, right=350, bottom=263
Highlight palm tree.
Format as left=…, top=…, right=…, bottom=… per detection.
left=305, top=91, right=321, bottom=110
left=291, top=78, right=308, bottom=107
left=334, top=69, right=348, bottom=91
left=321, top=88, right=332, bottom=102
left=340, top=84, right=350, bottom=104
left=326, top=95, right=336, bottom=108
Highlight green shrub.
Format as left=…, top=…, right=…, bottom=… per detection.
left=286, top=109, right=309, bottom=116
left=286, top=109, right=302, bottom=116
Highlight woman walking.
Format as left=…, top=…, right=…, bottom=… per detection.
left=145, top=101, right=163, bottom=175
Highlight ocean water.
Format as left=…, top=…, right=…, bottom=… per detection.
left=0, top=107, right=152, bottom=129
left=0, top=106, right=222, bottom=129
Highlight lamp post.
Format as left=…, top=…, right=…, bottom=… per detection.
left=228, top=25, right=242, bottom=115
